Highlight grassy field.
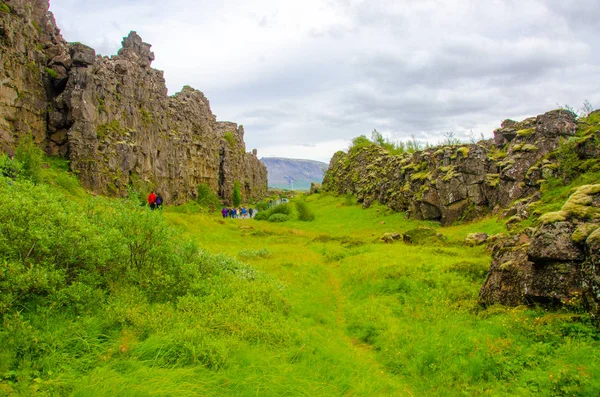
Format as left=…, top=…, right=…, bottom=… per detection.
left=162, top=195, right=599, bottom=396
left=1, top=158, right=600, bottom=396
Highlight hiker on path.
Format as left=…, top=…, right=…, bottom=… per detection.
left=156, top=193, right=163, bottom=209
left=222, top=207, right=228, bottom=218
left=148, top=191, right=157, bottom=210
left=249, top=208, right=254, bottom=218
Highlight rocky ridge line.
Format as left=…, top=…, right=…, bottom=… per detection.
left=323, top=108, right=600, bottom=315
left=0, top=0, right=267, bottom=204
left=323, top=109, right=577, bottom=225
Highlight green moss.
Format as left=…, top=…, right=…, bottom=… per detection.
left=497, top=159, right=515, bottom=170
left=140, top=108, right=153, bottom=125
left=485, top=174, right=500, bottom=187
left=539, top=211, right=568, bottom=224
left=487, top=147, right=507, bottom=161
left=410, top=171, right=431, bottom=182
left=25, top=61, right=38, bottom=73
left=520, top=144, right=538, bottom=152
left=560, top=185, right=600, bottom=220
left=97, top=96, right=106, bottom=113
left=442, top=169, right=459, bottom=182
left=587, top=228, right=600, bottom=246
left=576, top=113, right=600, bottom=137
left=0, top=1, right=10, bottom=13
left=31, top=20, right=42, bottom=33
left=516, top=128, right=535, bottom=137
left=223, top=131, right=235, bottom=148
left=571, top=224, right=599, bottom=244
left=96, top=120, right=126, bottom=140
left=44, top=67, right=59, bottom=79
left=457, top=147, right=470, bottom=157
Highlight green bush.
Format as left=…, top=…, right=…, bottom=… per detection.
left=295, top=200, right=315, bottom=221
left=14, top=134, right=43, bottom=184
left=268, top=213, right=290, bottom=222
left=254, top=210, right=270, bottom=221
left=271, top=203, right=291, bottom=215
left=254, top=203, right=291, bottom=222
left=0, top=154, right=23, bottom=179
left=197, top=183, right=220, bottom=210
left=232, top=181, right=242, bottom=206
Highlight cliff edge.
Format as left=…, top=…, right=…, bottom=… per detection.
left=0, top=0, right=267, bottom=204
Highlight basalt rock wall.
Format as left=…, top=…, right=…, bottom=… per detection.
left=0, top=0, right=267, bottom=204
left=0, top=0, right=67, bottom=152
left=323, top=109, right=577, bottom=225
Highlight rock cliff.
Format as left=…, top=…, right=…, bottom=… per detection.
left=0, top=0, right=267, bottom=204
left=323, top=109, right=577, bottom=225
left=324, top=108, right=600, bottom=315
left=480, top=111, right=600, bottom=316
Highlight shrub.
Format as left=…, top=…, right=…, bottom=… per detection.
left=268, top=214, right=290, bottom=222
left=197, top=183, right=220, bottom=210
left=14, top=134, right=43, bottom=184
left=224, top=131, right=235, bottom=147
left=295, top=200, right=315, bottom=221
left=253, top=203, right=291, bottom=221
left=232, top=181, right=242, bottom=207
left=0, top=154, right=23, bottom=179
left=254, top=210, right=270, bottom=221
left=45, top=67, right=59, bottom=79
left=270, top=203, right=291, bottom=215
left=351, top=135, right=371, bottom=149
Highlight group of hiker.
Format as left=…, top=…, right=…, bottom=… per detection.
left=147, top=191, right=164, bottom=210
left=146, top=191, right=258, bottom=218
left=222, top=207, right=254, bottom=219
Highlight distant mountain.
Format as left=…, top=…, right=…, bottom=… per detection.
left=261, top=157, right=328, bottom=190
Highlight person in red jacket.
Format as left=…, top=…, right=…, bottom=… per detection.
left=148, top=191, right=157, bottom=210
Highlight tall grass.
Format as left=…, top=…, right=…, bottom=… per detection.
left=1, top=158, right=600, bottom=396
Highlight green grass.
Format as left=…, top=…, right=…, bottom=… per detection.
left=1, top=160, right=600, bottom=396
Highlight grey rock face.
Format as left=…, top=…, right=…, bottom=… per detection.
left=323, top=110, right=577, bottom=225
left=480, top=185, right=600, bottom=311
left=0, top=3, right=267, bottom=205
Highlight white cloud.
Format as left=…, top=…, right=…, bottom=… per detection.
left=49, top=0, right=600, bottom=162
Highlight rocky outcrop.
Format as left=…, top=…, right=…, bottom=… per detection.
left=479, top=185, right=600, bottom=313
left=0, top=0, right=267, bottom=204
left=322, top=109, right=577, bottom=225
left=0, top=0, right=69, bottom=153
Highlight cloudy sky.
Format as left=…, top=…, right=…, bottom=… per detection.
left=49, top=0, right=600, bottom=163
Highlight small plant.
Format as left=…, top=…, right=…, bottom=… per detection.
left=238, top=248, right=271, bottom=260
left=224, top=131, right=235, bottom=148
left=344, top=192, right=355, bottom=206
left=232, top=181, right=242, bottom=206
left=295, top=200, right=315, bottom=221
left=0, top=154, right=23, bottom=179
left=14, top=134, right=43, bottom=184
left=140, top=108, right=153, bottom=125
left=268, top=213, right=290, bottom=222
left=197, top=183, right=220, bottom=210
left=0, top=1, right=11, bottom=13
left=44, top=67, right=59, bottom=79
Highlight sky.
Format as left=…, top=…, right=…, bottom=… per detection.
left=48, top=0, right=600, bottom=163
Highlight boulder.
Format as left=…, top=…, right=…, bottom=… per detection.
left=465, top=232, right=488, bottom=246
